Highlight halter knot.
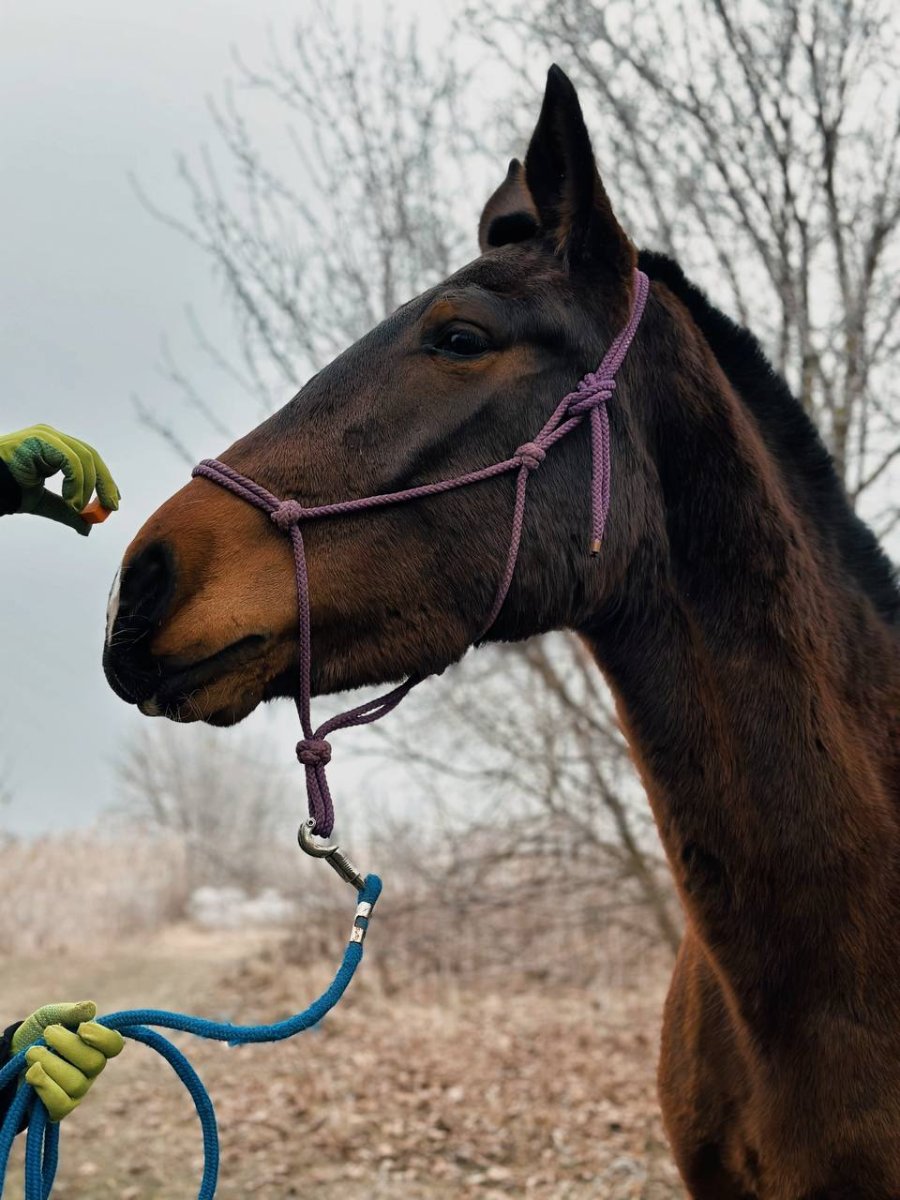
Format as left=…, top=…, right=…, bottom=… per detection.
left=567, top=377, right=615, bottom=416
left=515, top=442, right=546, bottom=471
left=271, top=499, right=304, bottom=530
left=296, top=737, right=332, bottom=767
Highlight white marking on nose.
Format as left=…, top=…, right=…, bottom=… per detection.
left=105, top=568, right=122, bottom=648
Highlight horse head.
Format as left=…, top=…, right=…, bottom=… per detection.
left=104, top=66, right=655, bottom=725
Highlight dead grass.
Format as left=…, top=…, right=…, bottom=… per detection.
left=0, top=921, right=684, bottom=1199
left=0, top=832, right=188, bottom=954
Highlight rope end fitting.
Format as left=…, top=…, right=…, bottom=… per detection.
left=350, top=900, right=373, bottom=944
left=590, top=538, right=602, bottom=557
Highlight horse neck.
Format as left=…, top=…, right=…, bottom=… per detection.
left=582, top=346, right=900, bottom=1039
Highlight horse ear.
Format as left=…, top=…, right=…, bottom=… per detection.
left=524, top=65, right=634, bottom=278
left=478, top=159, right=540, bottom=253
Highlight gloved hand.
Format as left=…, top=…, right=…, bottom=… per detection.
left=0, top=425, right=120, bottom=534
left=12, top=1001, right=124, bottom=1122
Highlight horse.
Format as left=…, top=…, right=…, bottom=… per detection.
left=104, top=65, right=900, bottom=1199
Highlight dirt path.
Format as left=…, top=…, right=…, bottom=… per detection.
left=1, top=928, right=684, bottom=1198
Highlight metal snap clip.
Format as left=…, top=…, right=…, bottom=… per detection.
left=297, top=819, right=367, bottom=892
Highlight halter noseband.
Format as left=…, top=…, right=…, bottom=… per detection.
left=192, top=268, right=650, bottom=837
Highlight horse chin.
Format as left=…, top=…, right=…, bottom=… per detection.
left=203, top=694, right=265, bottom=727
left=137, top=675, right=265, bottom=726
left=137, top=620, right=458, bottom=726
left=129, top=636, right=286, bottom=726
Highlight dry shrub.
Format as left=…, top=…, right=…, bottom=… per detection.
left=0, top=830, right=188, bottom=954
left=278, top=826, right=677, bottom=1002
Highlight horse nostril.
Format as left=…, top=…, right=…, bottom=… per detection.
left=119, top=541, right=176, bottom=631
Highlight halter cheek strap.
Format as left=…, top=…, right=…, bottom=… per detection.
left=192, top=268, right=649, bottom=836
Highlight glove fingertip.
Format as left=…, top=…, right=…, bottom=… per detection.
left=25, top=1061, right=46, bottom=1086
left=79, top=1021, right=125, bottom=1056
left=96, top=486, right=121, bottom=511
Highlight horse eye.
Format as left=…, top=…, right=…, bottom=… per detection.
left=431, top=326, right=492, bottom=358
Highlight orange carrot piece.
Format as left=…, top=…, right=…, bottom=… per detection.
left=80, top=498, right=113, bottom=525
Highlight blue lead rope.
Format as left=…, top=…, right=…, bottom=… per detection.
left=0, top=874, right=382, bottom=1200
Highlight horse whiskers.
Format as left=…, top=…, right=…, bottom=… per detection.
left=105, top=630, right=143, bottom=650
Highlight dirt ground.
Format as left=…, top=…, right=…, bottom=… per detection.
left=0, top=923, right=684, bottom=1199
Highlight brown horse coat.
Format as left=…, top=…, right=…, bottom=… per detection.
left=105, top=67, right=900, bottom=1199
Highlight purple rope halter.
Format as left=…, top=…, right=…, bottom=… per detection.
left=192, top=268, right=649, bottom=837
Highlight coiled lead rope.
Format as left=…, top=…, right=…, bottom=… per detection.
left=0, top=873, right=381, bottom=1199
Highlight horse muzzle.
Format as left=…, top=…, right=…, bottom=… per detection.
left=103, top=535, right=275, bottom=722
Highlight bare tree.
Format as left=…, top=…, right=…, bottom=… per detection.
left=365, top=635, right=681, bottom=963
left=134, top=2, right=900, bottom=969
left=134, top=4, right=482, bottom=453
left=469, top=0, right=900, bottom=539
left=116, top=723, right=297, bottom=897
left=135, top=5, right=680, bottom=964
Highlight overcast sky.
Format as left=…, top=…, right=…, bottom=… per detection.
left=3, top=3, right=896, bottom=840
left=1, top=0, right=443, bottom=835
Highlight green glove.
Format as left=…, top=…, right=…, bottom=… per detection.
left=12, top=1000, right=125, bottom=1122
left=0, top=425, right=120, bottom=535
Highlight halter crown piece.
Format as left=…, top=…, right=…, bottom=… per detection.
left=193, top=268, right=650, bottom=837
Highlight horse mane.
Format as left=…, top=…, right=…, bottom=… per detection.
left=638, top=249, right=900, bottom=627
